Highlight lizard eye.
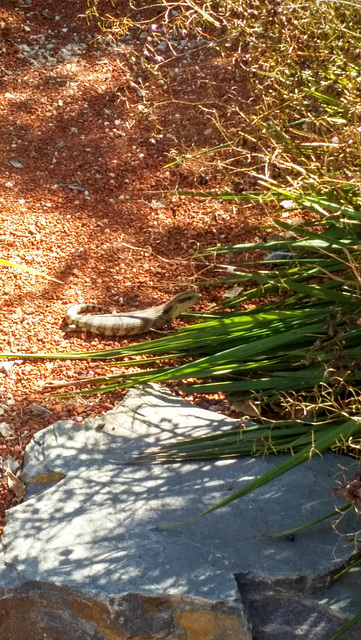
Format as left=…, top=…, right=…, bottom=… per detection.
left=179, top=292, right=199, bottom=303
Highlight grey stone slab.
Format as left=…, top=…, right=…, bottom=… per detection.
left=0, top=384, right=360, bottom=637
left=21, top=385, right=246, bottom=483
left=239, top=589, right=361, bottom=640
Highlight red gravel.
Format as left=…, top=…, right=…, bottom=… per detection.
left=0, top=0, right=270, bottom=534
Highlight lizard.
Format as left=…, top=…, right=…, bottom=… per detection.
left=64, top=290, right=200, bottom=337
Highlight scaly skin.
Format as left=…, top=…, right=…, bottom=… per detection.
left=64, top=290, right=200, bottom=336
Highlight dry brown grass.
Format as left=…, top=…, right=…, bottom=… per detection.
left=81, top=0, right=361, bottom=200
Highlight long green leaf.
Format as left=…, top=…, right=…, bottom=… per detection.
left=0, top=259, right=62, bottom=283
left=266, top=504, right=352, bottom=538
left=327, top=611, right=361, bottom=640
left=183, top=369, right=326, bottom=393
left=144, top=321, right=325, bottom=384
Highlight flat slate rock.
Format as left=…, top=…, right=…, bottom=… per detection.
left=0, top=384, right=360, bottom=639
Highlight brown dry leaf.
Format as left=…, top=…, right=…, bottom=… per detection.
left=5, top=470, right=26, bottom=502
left=231, top=399, right=262, bottom=419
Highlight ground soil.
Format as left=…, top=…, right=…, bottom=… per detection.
left=0, top=0, right=271, bottom=534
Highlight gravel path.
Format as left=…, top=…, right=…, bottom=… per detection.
left=0, top=0, right=264, bottom=534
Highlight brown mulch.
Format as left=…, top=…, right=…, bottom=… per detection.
left=0, top=0, right=271, bottom=534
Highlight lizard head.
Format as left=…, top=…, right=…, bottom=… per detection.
left=166, top=290, right=200, bottom=319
